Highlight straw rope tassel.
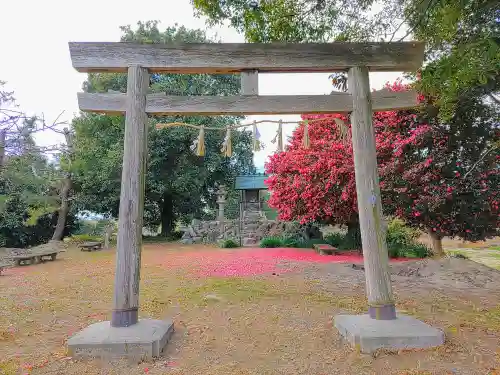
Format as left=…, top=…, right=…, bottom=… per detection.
left=333, top=118, right=350, bottom=144
left=196, top=125, right=205, bottom=156
left=221, top=126, right=232, bottom=157
left=252, top=121, right=260, bottom=151
left=302, top=120, right=310, bottom=149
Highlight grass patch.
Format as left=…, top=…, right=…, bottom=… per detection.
left=219, top=239, right=239, bottom=248
left=0, top=359, right=19, bottom=375
left=176, top=278, right=282, bottom=305
left=446, top=248, right=500, bottom=270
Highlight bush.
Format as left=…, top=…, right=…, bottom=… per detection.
left=219, top=239, right=239, bottom=248
left=324, top=232, right=345, bottom=247
left=142, top=231, right=183, bottom=243
left=339, top=227, right=362, bottom=251
left=298, top=238, right=326, bottom=249
left=404, top=243, right=431, bottom=258
left=386, top=218, right=419, bottom=249
left=69, top=234, right=102, bottom=244
left=282, top=236, right=300, bottom=248
left=385, top=218, right=430, bottom=258
left=280, top=236, right=325, bottom=249
left=260, top=236, right=283, bottom=248
left=168, top=231, right=183, bottom=241
left=324, top=230, right=361, bottom=251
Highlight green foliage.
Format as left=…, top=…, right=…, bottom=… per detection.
left=192, top=0, right=390, bottom=43
left=338, top=226, right=362, bottom=251
left=260, top=236, right=283, bottom=248
left=72, top=22, right=255, bottom=236
left=0, top=200, right=79, bottom=248
left=298, top=238, right=325, bottom=249
left=323, top=232, right=344, bottom=247
left=323, top=231, right=360, bottom=251
left=280, top=236, right=324, bottom=249
left=385, top=218, right=431, bottom=258
left=281, top=236, right=300, bottom=248
left=407, top=0, right=499, bottom=121
left=219, top=239, right=239, bottom=248
left=0, top=146, right=78, bottom=247
left=69, top=234, right=102, bottom=244
left=193, top=0, right=499, bottom=122
left=75, top=218, right=115, bottom=236
left=386, top=218, right=420, bottom=249
left=322, top=220, right=431, bottom=258
left=142, top=232, right=183, bottom=243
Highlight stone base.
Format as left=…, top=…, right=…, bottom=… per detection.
left=335, top=314, right=444, bottom=353
left=67, top=319, right=174, bottom=360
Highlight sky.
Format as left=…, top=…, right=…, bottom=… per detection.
left=1, top=0, right=405, bottom=170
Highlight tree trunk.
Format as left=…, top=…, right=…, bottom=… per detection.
left=160, top=194, right=174, bottom=237
left=346, top=221, right=362, bottom=254
left=428, top=229, right=444, bottom=257
left=51, top=175, right=72, bottom=241
left=52, top=129, right=73, bottom=241
left=104, top=225, right=113, bottom=249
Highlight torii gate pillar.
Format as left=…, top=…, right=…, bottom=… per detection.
left=67, top=66, right=174, bottom=360
left=334, top=66, right=444, bottom=352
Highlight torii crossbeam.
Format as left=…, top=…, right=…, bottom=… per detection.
left=66, top=41, right=444, bottom=359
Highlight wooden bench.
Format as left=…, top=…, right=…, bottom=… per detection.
left=313, top=244, right=338, bottom=255
left=79, top=242, right=103, bottom=252
left=10, top=251, right=61, bottom=266
left=0, top=262, right=9, bottom=275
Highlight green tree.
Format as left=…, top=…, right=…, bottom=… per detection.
left=192, top=0, right=499, bottom=121
left=191, top=0, right=394, bottom=42
left=72, top=22, right=255, bottom=236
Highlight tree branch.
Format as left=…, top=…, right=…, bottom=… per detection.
left=462, top=141, right=499, bottom=179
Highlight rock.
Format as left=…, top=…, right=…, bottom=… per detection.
left=181, top=231, right=191, bottom=240
left=203, top=294, right=222, bottom=302
left=192, top=237, right=203, bottom=243
left=188, top=226, right=196, bottom=237
left=243, top=237, right=258, bottom=246
left=180, top=239, right=193, bottom=245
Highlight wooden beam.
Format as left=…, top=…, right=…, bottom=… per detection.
left=68, top=42, right=425, bottom=73
left=348, top=66, right=395, bottom=320
left=111, top=65, right=149, bottom=328
left=77, top=89, right=418, bottom=115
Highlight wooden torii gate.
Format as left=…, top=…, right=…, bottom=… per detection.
left=67, top=41, right=443, bottom=357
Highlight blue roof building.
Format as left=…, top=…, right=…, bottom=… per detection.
left=234, top=173, right=269, bottom=190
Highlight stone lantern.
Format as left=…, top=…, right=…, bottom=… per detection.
left=216, top=184, right=227, bottom=222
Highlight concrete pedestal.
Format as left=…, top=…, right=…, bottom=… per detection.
left=335, top=314, right=444, bottom=353
left=67, top=319, right=174, bottom=360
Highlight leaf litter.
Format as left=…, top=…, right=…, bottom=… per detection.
left=0, top=243, right=498, bottom=374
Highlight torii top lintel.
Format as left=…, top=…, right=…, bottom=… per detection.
left=69, top=41, right=425, bottom=116
left=69, top=42, right=424, bottom=74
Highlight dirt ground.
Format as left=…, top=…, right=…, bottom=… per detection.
left=1, top=244, right=499, bottom=375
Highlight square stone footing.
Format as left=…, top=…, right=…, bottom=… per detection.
left=335, top=314, right=444, bottom=353
left=67, top=319, right=174, bottom=360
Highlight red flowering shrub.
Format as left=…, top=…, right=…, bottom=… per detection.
left=265, top=80, right=499, bottom=250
